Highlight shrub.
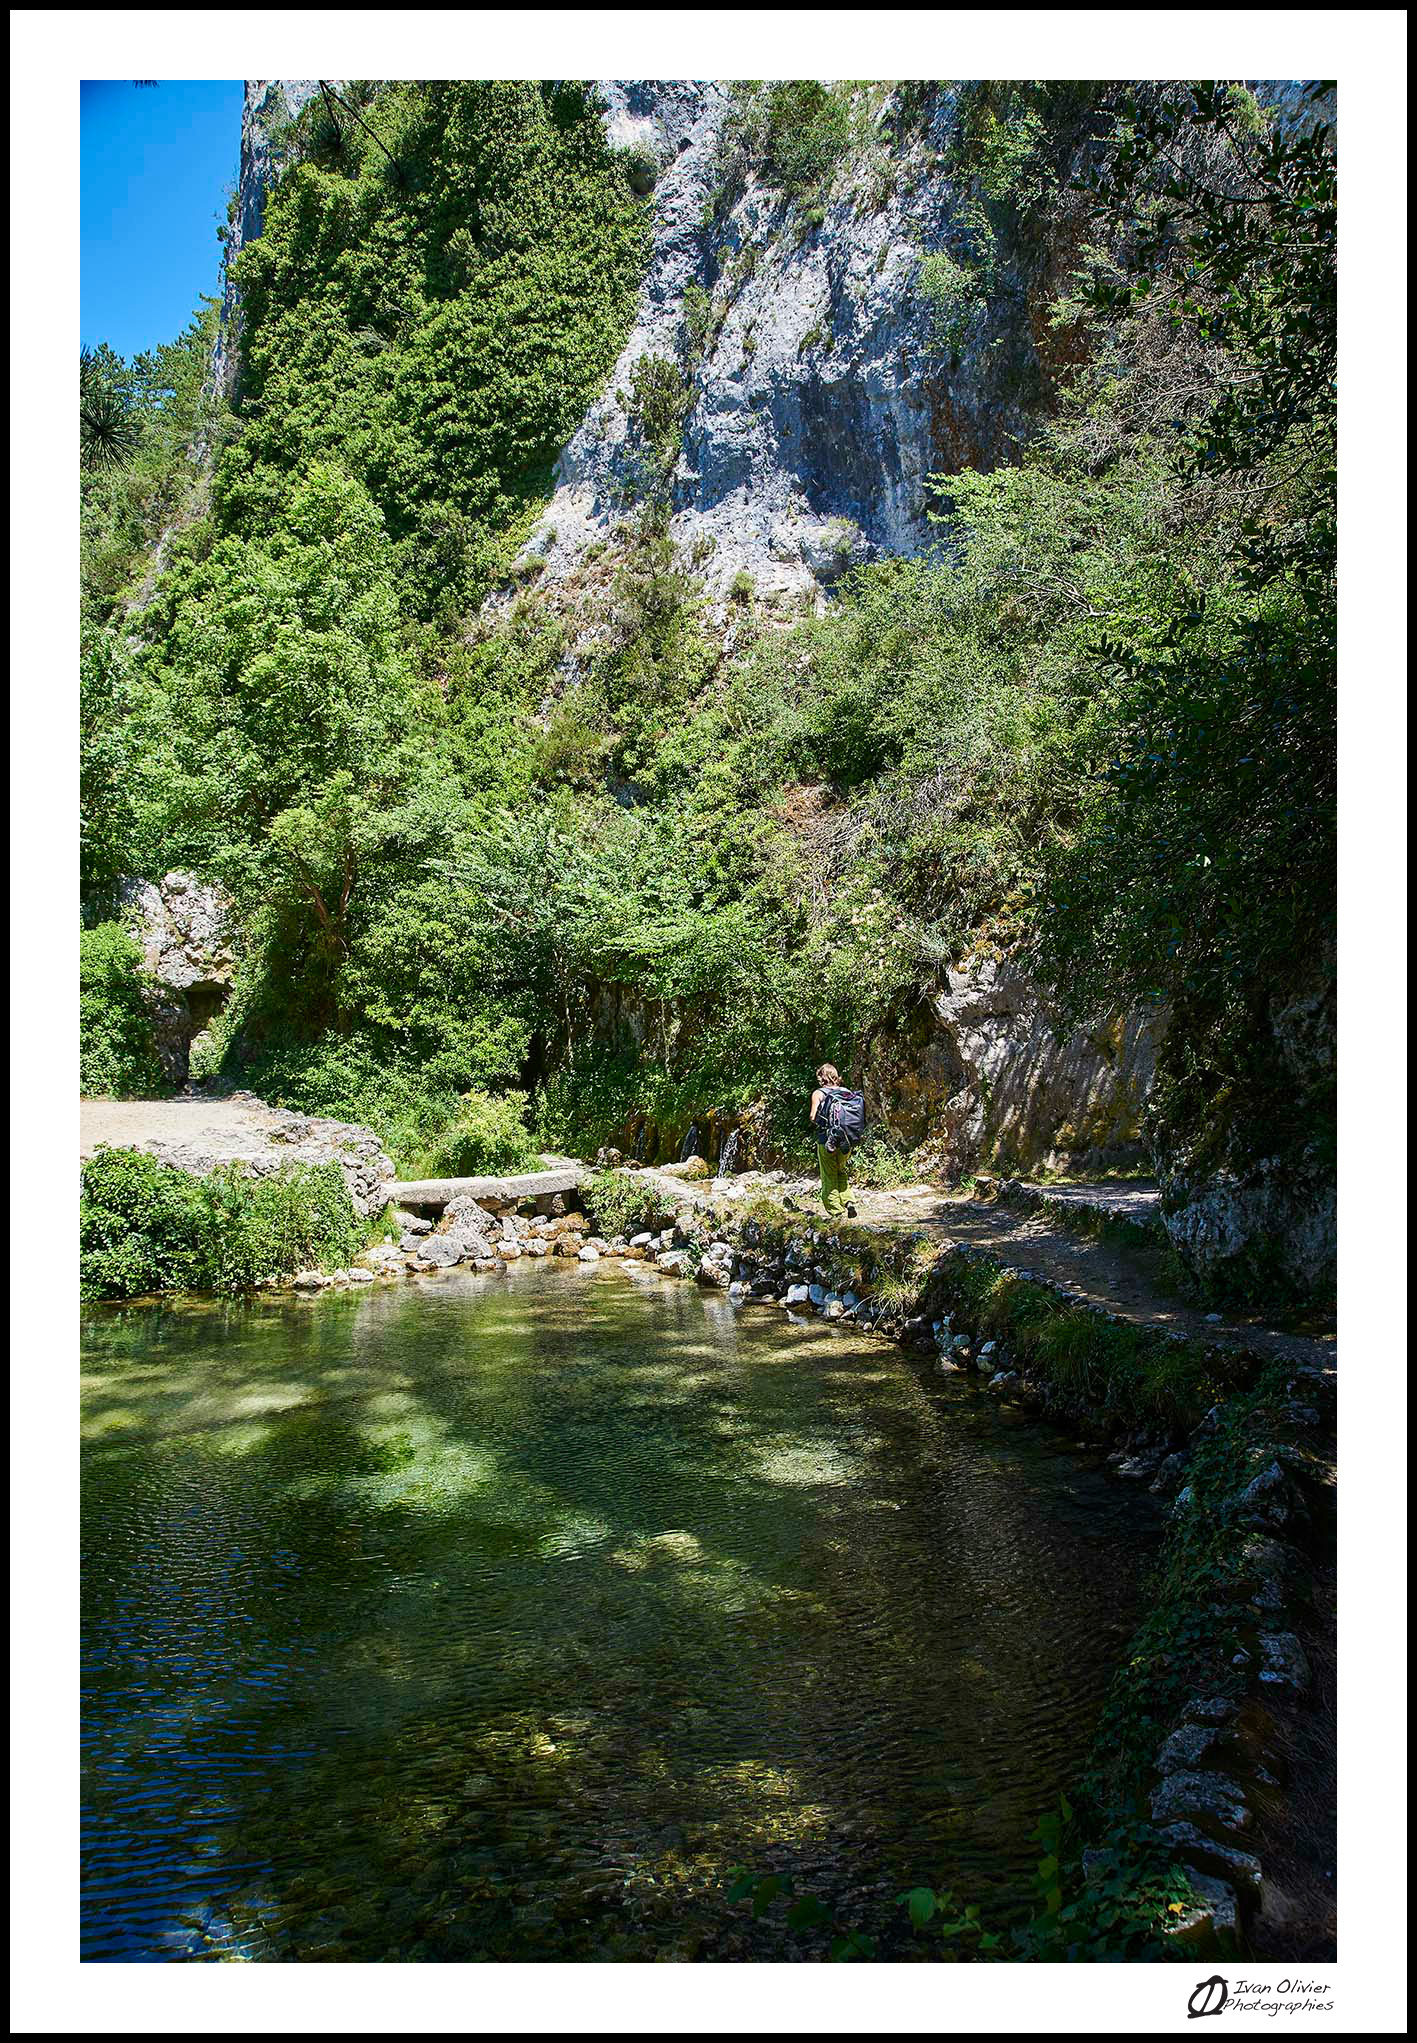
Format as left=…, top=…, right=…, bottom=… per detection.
left=79, top=1149, right=361, bottom=1299
left=422, top=1089, right=540, bottom=1178
left=616, top=352, right=690, bottom=482
left=683, top=281, right=714, bottom=360
left=755, top=82, right=853, bottom=200
left=80, top=1147, right=205, bottom=1298
left=582, top=1168, right=671, bottom=1240
left=917, top=249, right=985, bottom=359
left=616, top=141, right=660, bottom=196
left=79, top=923, right=167, bottom=1098
left=240, top=1034, right=533, bottom=1179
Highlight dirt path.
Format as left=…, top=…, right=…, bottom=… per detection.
left=80, top=1096, right=289, bottom=1160
left=643, top=1168, right=1335, bottom=1375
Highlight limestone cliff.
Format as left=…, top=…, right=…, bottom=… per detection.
left=209, top=79, right=326, bottom=404
left=534, top=81, right=1067, bottom=611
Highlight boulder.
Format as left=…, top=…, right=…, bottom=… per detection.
left=1149, top=1771, right=1250, bottom=1837
left=1157, top=1724, right=1222, bottom=1775
left=119, top=870, right=238, bottom=1085
left=1156, top=1824, right=1262, bottom=1902
left=1162, top=1873, right=1240, bottom=1956
left=1257, top=1632, right=1312, bottom=1694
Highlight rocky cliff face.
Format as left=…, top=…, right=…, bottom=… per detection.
left=864, top=957, right=1162, bottom=1179
left=120, top=870, right=237, bottom=1086
left=209, top=79, right=326, bottom=403
left=532, top=81, right=1062, bottom=612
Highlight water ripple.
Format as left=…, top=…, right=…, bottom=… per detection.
left=81, top=1263, right=1159, bottom=1961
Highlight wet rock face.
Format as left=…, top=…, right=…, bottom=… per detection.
left=862, top=954, right=1162, bottom=1177
left=120, top=871, right=238, bottom=1085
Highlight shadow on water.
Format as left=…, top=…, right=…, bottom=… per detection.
left=80, top=1263, right=1160, bottom=1962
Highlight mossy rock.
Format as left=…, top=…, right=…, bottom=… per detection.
left=661, top=1155, right=712, bottom=1181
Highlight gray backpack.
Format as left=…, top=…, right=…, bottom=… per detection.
left=817, top=1085, right=866, bottom=1153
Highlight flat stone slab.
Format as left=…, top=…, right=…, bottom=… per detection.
left=389, top=1165, right=585, bottom=1210
left=996, top=1177, right=1163, bottom=1226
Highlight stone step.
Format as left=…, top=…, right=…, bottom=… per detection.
left=388, top=1165, right=585, bottom=1211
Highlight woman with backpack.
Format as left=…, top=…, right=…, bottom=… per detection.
left=810, top=1064, right=864, bottom=1219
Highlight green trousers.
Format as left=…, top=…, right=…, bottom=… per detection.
left=817, top=1142, right=850, bottom=1216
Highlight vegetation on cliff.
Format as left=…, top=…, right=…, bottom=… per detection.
left=79, top=79, right=1335, bottom=1299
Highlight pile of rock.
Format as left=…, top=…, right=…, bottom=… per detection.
left=285, top=1194, right=677, bottom=1290
left=626, top=1212, right=874, bottom=1325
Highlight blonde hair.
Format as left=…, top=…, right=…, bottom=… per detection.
left=816, top=1063, right=841, bottom=1087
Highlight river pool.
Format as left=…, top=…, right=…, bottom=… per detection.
left=80, top=1258, right=1157, bottom=1961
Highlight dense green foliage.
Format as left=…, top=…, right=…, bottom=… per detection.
left=79, top=922, right=168, bottom=1098
left=80, top=1147, right=361, bottom=1299
left=228, top=79, right=645, bottom=623
left=1039, top=82, right=1336, bottom=1192
left=80, top=309, right=223, bottom=626
left=79, top=79, right=1335, bottom=1297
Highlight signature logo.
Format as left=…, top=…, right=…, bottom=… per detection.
left=1188, top=1974, right=1230, bottom=2019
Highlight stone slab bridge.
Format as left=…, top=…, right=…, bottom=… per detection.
left=388, top=1164, right=586, bottom=1213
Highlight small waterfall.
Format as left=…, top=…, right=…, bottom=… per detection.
left=716, top=1127, right=741, bottom=1178
left=679, top=1123, right=700, bottom=1162
left=633, top=1122, right=647, bottom=1163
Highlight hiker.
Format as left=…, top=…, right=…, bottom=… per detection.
left=809, top=1064, right=865, bottom=1218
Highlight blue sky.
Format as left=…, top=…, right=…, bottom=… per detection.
left=81, top=80, right=244, bottom=361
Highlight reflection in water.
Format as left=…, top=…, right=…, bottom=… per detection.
left=81, top=1263, right=1157, bottom=1962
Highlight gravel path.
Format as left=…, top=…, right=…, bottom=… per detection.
left=81, top=1096, right=290, bottom=1160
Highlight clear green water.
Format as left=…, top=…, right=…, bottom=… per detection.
left=81, top=1260, right=1157, bottom=1962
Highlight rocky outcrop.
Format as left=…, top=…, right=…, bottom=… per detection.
left=1158, top=1157, right=1336, bottom=1308
left=212, top=79, right=1329, bottom=614
left=82, top=1092, right=395, bottom=1218
left=119, top=871, right=238, bottom=1085
left=863, top=955, right=1162, bottom=1178
left=209, top=79, right=326, bottom=404
left=1150, top=966, right=1336, bottom=1304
